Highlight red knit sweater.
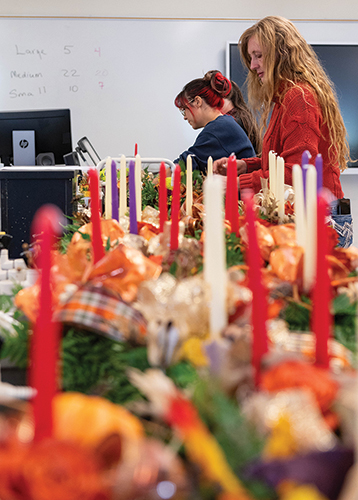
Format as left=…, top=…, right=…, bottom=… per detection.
left=239, top=83, right=344, bottom=198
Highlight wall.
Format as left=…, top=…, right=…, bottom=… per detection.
left=2, top=0, right=358, bottom=21
left=0, top=2, right=356, bottom=162
left=0, top=17, right=357, bottom=164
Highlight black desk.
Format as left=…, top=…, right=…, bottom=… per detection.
left=0, top=169, right=77, bottom=259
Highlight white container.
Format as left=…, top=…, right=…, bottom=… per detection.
left=22, top=269, right=39, bottom=288
left=0, top=250, right=14, bottom=270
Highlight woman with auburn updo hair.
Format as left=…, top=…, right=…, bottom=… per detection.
left=213, top=16, right=349, bottom=199
left=174, top=71, right=255, bottom=173
left=204, top=70, right=261, bottom=154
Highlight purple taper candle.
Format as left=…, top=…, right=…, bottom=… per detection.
left=111, top=160, right=119, bottom=221
left=302, top=150, right=311, bottom=167
left=315, top=154, right=323, bottom=193
left=129, top=160, right=138, bottom=234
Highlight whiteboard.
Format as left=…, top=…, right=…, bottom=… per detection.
left=0, top=18, right=357, bottom=163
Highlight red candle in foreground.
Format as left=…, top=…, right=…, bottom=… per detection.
left=159, top=162, right=168, bottom=232
left=244, top=192, right=268, bottom=386
left=170, top=165, right=181, bottom=251
left=134, top=143, right=138, bottom=156
left=89, top=169, right=105, bottom=264
left=225, top=155, right=239, bottom=234
left=312, top=194, right=331, bottom=369
left=30, top=205, right=62, bottom=441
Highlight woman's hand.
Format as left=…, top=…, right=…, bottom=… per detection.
left=236, top=160, right=248, bottom=175
left=213, top=157, right=228, bottom=175
left=213, top=157, right=248, bottom=176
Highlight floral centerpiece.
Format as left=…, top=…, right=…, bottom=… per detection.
left=0, top=161, right=356, bottom=500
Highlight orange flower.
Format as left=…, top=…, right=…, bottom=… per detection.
left=0, top=438, right=109, bottom=500
left=270, top=223, right=296, bottom=246
left=53, top=392, right=144, bottom=450
left=165, top=394, right=202, bottom=431
left=261, top=360, right=338, bottom=414
left=267, top=298, right=285, bottom=319
left=269, top=245, right=303, bottom=283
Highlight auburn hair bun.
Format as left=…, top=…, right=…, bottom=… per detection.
left=210, top=72, right=232, bottom=97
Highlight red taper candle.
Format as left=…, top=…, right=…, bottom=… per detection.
left=312, top=194, right=331, bottom=369
left=243, top=191, right=268, bottom=386
left=30, top=204, right=62, bottom=441
left=89, top=168, right=105, bottom=264
left=225, top=155, right=239, bottom=234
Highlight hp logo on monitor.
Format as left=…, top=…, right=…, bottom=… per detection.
left=19, top=139, right=29, bottom=149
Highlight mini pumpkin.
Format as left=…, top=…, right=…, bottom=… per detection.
left=53, top=392, right=144, bottom=466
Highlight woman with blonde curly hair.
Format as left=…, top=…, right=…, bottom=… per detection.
left=214, top=16, right=348, bottom=199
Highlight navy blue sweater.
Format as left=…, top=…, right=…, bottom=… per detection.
left=174, top=114, right=255, bottom=173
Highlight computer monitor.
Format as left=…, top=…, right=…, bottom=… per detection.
left=0, top=108, right=72, bottom=166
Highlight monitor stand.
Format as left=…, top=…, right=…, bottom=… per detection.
left=0, top=169, right=76, bottom=258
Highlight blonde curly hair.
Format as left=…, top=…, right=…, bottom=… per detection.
left=239, top=16, right=350, bottom=170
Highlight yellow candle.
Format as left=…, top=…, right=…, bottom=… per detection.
left=276, top=155, right=285, bottom=222
left=105, top=156, right=112, bottom=220
left=268, top=150, right=277, bottom=197
left=292, top=164, right=306, bottom=248
left=135, top=154, right=142, bottom=222
left=204, top=175, right=227, bottom=339
left=207, top=156, right=213, bottom=177
left=119, top=154, right=127, bottom=217
left=303, top=165, right=317, bottom=293
left=186, top=155, right=193, bottom=217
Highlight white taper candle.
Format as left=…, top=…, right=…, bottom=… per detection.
left=119, top=154, right=127, bottom=217
left=276, top=155, right=285, bottom=222
left=186, top=155, right=193, bottom=217
left=303, top=165, right=317, bottom=293
left=292, top=164, right=306, bottom=248
left=269, top=150, right=277, bottom=197
left=105, top=156, right=112, bottom=220
left=207, top=156, right=213, bottom=177
left=204, top=175, right=227, bottom=339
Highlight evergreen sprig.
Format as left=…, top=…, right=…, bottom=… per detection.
left=282, top=296, right=311, bottom=332
left=333, top=294, right=357, bottom=352
left=191, top=377, right=275, bottom=499
left=0, top=317, right=199, bottom=406
left=0, top=311, right=30, bottom=370
left=141, top=167, right=159, bottom=210
left=59, top=217, right=84, bottom=254
left=61, top=328, right=150, bottom=404
left=225, top=232, right=244, bottom=268
left=282, top=293, right=357, bottom=353
left=61, top=328, right=199, bottom=404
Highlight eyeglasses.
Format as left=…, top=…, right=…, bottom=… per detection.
left=179, top=98, right=196, bottom=116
